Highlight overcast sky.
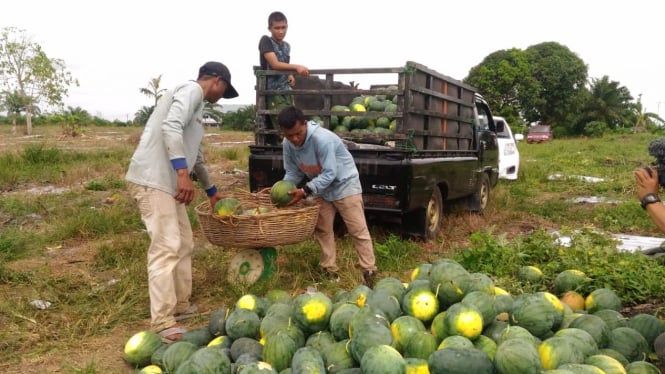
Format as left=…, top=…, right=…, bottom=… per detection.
left=2, top=0, right=663, bottom=121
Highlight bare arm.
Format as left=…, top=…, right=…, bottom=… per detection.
left=175, top=168, right=196, bottom=204
left=635, top=167, right=665, bottom=232
left=263, top=51, right=309, bottom=77
left=645, top=199, right=665, bottom=233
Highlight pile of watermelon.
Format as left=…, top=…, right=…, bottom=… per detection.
left=316, top=86, right=399, bottom=137
left=123, top=259, right=665, bottom=373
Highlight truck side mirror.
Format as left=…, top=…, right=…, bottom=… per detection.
left=514, top=133, right=524, bottom=142
left=494, top=120, right=504, bottom=133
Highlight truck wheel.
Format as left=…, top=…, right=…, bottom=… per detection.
left=425, top=186, right=443, bottom=240
left=470, top=173, right=491, bottom=212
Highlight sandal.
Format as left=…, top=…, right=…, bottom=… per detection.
left=159, top=325, right=187, bottom=343
left=174, top=304, right=199, bottom=322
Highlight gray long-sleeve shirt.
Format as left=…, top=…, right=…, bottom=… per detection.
left=283, top=122, right=362, bottom=202
left=125, top=81, right=213, bottom=195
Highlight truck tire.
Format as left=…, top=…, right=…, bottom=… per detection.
left=425, top=186, right=443, bottom=240
left=470, top=173, right=491, bottom=212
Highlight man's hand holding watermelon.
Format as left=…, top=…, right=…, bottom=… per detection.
left=286, top=186, right=308, bottom=206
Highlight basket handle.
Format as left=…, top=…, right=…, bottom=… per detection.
left=229, top=187, right=271, bottom=200
left=257, top=187, right=271, bottom=196
left=215, top=214, right=242, bottom=226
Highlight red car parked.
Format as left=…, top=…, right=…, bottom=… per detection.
left=526, top=125, right=553, bottom=144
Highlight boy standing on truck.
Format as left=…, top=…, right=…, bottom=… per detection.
left=258, top=11, right=309, bottom=143
left=277, top=106, right=378, bottom=287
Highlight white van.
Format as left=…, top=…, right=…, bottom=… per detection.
left=494, top=116, right=521, bottom=180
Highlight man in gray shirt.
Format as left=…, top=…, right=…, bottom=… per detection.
left=126, top=61, right=238, bottom=342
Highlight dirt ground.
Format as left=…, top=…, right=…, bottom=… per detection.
left=1, top=127, right=664, bottom=373
left=0, top=128, right=256, bottom=373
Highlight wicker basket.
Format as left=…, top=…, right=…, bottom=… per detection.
left=195, top=189, right=319, bottom=248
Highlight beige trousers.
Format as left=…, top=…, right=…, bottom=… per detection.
left=315, top=193, right=377, bottom=272
left=129, top=183, right=194, bottom=332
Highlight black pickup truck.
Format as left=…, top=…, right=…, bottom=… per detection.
left=248, top=61, right=502, bottom=240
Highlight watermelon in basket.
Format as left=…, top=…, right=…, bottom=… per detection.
left=195, top=189, right=319, bottom=248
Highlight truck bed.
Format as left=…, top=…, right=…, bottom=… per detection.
left=254, top=61, right=479, bottom=152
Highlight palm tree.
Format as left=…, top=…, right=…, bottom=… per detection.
left=64, top=106, right=91, bottom=124
left=134, top=105, right=154, bottom=126
left=3, top=90, right=24, bottom=115
left=632, top=95, right=665, bottom=133
left=223, top=105, right=256, bottom=131
left=585, top=76, right=633, bottom=130
left=203, top=102, right=224, bottom=126
left=139, top=75, right=167, bottom=107
left=2, top=90, right=36, bottom=134
left=58, top=106, right=91, bottom=137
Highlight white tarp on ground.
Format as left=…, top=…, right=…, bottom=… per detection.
left=548, top=174, right=605, bottom=183
left=611, top=234, right=664, bottom=253
left=553, top=231, right=665, bottom=257
left=571, top=196, right=622, bottom=204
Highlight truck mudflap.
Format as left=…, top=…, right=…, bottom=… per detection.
left=248, top=146, right=286, bottom=192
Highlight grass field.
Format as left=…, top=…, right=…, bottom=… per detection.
left=1, top=125, right=664, bottom=373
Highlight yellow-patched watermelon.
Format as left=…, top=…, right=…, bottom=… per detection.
left=214, top=197, right=243, bottom=217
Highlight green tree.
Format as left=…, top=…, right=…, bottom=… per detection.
left=583, top=120, right=609, bottom=138
left=139, top=74, right=166, bottom=108
left=2, top=90, right=30, bottom=133
left=0, top=27, right=78, bottom=135
left=632, top=94, right=664, bottom=133
left=134, top=105, right=154, bottom=126
left=583, top=75, right=633, bottom=131
left=60, top=106, right=92, bottom=136
left=465, top=48, right=541, bottom=125
left=203, top=102, right=224, bottom=126
left=223, top=105, right=255, bottom=131
left=525, top=42, right=588, bottom=131
left=64, top=106, right=91, bottom=123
